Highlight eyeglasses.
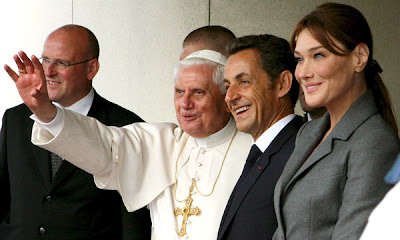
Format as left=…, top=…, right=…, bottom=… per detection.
left=39, top=57, right=93, bottom=70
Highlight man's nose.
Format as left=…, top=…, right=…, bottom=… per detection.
left=44, top=62, right=57, bottom=77
left=225, top=84, right=240, bottom=104
left=180, top=93, right=193, bottom=109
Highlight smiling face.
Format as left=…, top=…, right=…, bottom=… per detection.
left=224, top=49, right=282, bottom=140
left=174, top=64, right=230, bottom=138
left=294, top=29, right=367, bottom=115
left=42, top=29, right=95, bottom=107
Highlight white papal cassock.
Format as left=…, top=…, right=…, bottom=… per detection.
left=359, top=181, right=400, bottom=240
left=31, top=107, right=252, bottom=240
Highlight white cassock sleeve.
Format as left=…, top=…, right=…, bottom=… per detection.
left=359, top=182, right=400, bottom=240
left=31, top=107, right=188, bottom=212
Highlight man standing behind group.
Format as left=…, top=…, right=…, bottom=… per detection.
left=180, top=25, right=235, bottom=60
left=4, top=25, right=253, bottom=240
left=218, top=34, right=303, bottom=240
left=0, top=24, right=151, bottom=240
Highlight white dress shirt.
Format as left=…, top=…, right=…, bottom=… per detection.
left=255, top=114, right=296, bottom=153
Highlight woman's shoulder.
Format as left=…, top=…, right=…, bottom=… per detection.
left=356, top=112, right=398, bottom=141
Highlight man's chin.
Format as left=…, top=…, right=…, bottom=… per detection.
left=180, top=124, right=205, bottom=137
left=181, top=125, right=197, bottom=134
left=235, top=121, right=250, bottom=134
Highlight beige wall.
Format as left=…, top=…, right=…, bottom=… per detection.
left=1, top=0, right=399, bottom=128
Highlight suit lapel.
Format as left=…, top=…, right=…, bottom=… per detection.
left=32, top=140, right=52, bottom=189
left=21, top=106, right=52, bottom=189
left=219, top=149, right=272, bottom=235
left=86, top=90, right=109, bottom=123
left=219, top=116, right=302, bottom=237
left=281, top=115, right=330, bottom=193
left=281, top=91, right=379, bottom=195
left=274, top=91, right=379, bottom=238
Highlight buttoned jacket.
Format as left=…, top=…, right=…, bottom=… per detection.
left=0, top=91, right=151, bottom=240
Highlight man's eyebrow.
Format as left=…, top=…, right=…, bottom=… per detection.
left=224, top=71, right=250, bottom=84
left=234, top=72, right=249, bottom=80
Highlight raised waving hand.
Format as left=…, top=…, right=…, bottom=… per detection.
left=4, top=51, right=56, bottom=122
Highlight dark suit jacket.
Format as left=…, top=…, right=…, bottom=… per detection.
left=273, top=91, right=400, bottom=240
left=0, top=91, right=151, bottom=240
left=218, top=116, right=303, bottom=240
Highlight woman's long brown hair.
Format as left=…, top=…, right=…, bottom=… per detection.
left=290, top=2, right=398, bottom=133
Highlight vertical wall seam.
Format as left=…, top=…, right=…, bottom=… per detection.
left=208, top=0, right=211, bottom=25
left=72, top=0, right=74, bottom=23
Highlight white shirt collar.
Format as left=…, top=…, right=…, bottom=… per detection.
left=194, top=117, right=236, bottom=148
left=307, top=112, right=312, bottom=122
left=254, top=114, right=296, bottom=153
left=53, top=88, right=94, bottom=116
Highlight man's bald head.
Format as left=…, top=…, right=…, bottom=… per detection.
left=42, top=24, right=100, bottom=107
left=180, top=25, right=235, bottom=60
left=50, top=24, right=100, bottom=60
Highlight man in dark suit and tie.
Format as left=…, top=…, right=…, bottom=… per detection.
left=218, top=34, right=303, bottom=240
left=0, top=24, right=150, bottom=240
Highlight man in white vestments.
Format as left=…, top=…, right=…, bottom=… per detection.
left=359, top=182, right=400, bottom=240
left=4, top=48, right=252, bottom=240
left=359, top=154, right=400, bottom=240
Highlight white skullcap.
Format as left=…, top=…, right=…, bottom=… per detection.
left=184, top=49, right=227, bottom=65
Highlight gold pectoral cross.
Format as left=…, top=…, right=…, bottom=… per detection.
left=174, top=178, right=201, bottom=237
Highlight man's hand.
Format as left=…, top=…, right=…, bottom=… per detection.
left=4, top=51, right=56, bottom=122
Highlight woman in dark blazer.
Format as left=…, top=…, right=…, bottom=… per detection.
left=273, top=3, right=400, bottom=240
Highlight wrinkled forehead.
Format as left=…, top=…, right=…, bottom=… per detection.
left=175, top=64, right=214, bottom=85
left=224, top=49, right=262, bottom=78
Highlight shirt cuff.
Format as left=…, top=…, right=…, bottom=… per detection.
left=30, top=105, right=64, bottom=136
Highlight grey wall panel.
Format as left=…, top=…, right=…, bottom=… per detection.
left=1, top=0, right=399, bottom=130
left=73, top=0, right=209, bottom=123
left=0, top=1, right=72, bottom=129
left=212, top=0, right=400, bottom=122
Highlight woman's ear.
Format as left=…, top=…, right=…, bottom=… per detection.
left=353, top=43, right=369, bottom=73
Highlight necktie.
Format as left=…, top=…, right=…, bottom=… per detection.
left=241, top=144, right=262, bottom=179
left=50, top=152, right=63, bottom=180
left=220, top=144, right=262, bottom=222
